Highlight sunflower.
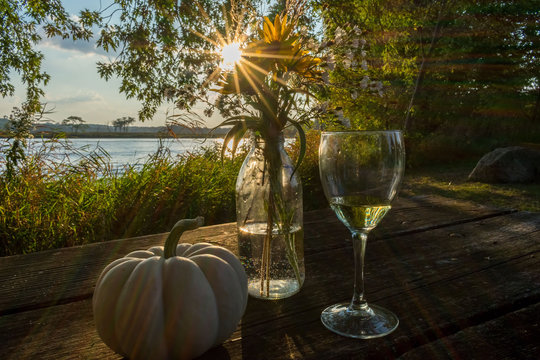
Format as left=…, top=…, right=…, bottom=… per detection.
left=213, top=13, right=320, bottom=296
left=244, top=15, right=322, bottom=80
left=216, top=14, right=321, bottom=95
left=214, top=13, right=323, bottom=168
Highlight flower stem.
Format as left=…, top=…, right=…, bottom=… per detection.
left=265, top=192, right=275, bottom=297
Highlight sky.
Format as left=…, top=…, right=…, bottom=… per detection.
left=1, top=0, right=223, bottom=128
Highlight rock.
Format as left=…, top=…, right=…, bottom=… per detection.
left=468, top=146, right=540, bottom=183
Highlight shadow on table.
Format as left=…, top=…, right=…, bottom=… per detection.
left=197, top=345, right=231, bottom=360
left=236, top=255, right=356, bottom=359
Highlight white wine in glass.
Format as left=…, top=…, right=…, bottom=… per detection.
left=319, top=130, right=405, bottom=339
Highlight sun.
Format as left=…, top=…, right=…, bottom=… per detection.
left=220, top=42, right=242, bottom=70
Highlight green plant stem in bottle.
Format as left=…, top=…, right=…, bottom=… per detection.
left=236, top=133, right=304, bottom=299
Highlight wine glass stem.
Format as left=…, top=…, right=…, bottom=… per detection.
left=350, top=231, right=368, bottom=311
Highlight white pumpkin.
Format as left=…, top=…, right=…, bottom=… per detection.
left=93, top=217, right=248, bottom=360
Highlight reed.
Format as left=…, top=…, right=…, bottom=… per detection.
left=5, top=131, right=533, bottom=257
left=0, top=139, right=244, bottom=256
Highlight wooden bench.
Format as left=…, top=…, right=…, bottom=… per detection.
left=1, top=195, right=539, bottom=359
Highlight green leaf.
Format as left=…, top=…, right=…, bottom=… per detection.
left=287, top=119, right=306, bottom=178
left=213, top=115, right=260, bottom=129
left=221, top=122, right=247, bottom=161
left=230, top=125, right=248, bottom=159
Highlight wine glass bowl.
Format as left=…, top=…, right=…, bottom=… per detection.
left=319, top=130, right=405, bottom=339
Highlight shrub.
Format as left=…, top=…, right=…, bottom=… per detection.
left=0, top=140, right=244, bottom=256
left=0, top=134, right=329, bottom=256
left=288, top=130, right=327, bottom=211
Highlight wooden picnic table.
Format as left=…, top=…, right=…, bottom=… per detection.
left=1, top=194, right=539, bottom=359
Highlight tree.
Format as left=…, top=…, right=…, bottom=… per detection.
left=1, top=0, right=291, bottom=125
left=112, top=116, right=135, bottom=132
left=317, top=0, right=540, bottom=144
left=2, top=105, right=47, bottom=179
left=0, top=1, right=99, bottom=169
left=62, top=116, right=86, bottom=133
left=91, top=0, right=262, bottom=122
left=410, top=0, right=540, bottom=140
left=0, top=0, right=98, bottom=115
left=313, top=0, right=423, bottom=131
left=6, top=0, right=537, bottom=143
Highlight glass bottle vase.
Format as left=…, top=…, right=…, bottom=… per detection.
left=236, top=133, right=304, bottom=300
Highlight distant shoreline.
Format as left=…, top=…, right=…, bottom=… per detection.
left=0, top=132, right=226, bottom=139
left=0, top=119, right=231, bottom=139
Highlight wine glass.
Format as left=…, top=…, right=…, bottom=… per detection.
left=319, top=130, right=405, bottom=339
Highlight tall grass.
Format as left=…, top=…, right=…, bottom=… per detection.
left=5, top=127, right=530, bottom=256
left=0, top=139, right=245, bottom=256
left=0, top=134, right=330, bottom=257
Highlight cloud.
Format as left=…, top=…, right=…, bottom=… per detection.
left=69, top=14, right=81, bottom=22
left=45, top=91, right=105, bottom=105
left=40, top=36, right=110, bottom=57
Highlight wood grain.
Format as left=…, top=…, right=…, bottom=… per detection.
left=0, top=195, right=508, bottom=315
left=0, top=195, right=537, bottom=359
left=397, top=302, right=540, bottom=360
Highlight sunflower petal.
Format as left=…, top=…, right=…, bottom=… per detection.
left=263, top=16, right=275, bottom=41
left=274, top=15, right=281, bottom=40
left=281, top=15, right=288, bottom=35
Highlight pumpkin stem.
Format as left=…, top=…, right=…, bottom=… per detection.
left=164, top=216, right=205, bottom=258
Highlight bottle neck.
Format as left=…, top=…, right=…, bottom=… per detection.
left=250, top=132, right=285, bottom=151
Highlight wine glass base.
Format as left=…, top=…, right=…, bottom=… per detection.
left=321, top=302, right=398, bottom=339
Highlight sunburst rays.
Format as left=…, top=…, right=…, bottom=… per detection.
left=214, top=13, right=321, bottom=98
left=221, top=42, right=242, bottom=70
left=177, top=3, right=319, bottom=161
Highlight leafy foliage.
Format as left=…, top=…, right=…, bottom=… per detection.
left=2, top=0, right=540, bottom=257
left=1, top=1, right=97, bottom=172
left=0, top=140, right=244, bottom=256
left=1, top=104, right=49, bottom=180
left=0, top=0, right=95, bottom=114
left=91, top=0, right=262, bottom=122
left=318, top=0, right=539, bottom=140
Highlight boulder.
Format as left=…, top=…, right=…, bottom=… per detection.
left=468, top=146, right=540, bottom=183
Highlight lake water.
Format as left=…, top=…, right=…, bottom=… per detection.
left=1, top=137, right=296, bottom=171
left=62, top=138, right=229, bottom=165
left=1, top=138, right=235, bottom=171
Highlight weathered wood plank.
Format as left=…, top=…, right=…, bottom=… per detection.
left=0, top=195, right=509, bottom=315
left=1, top=210, right=537, bottom=359
left=397, top=302, right=540, bottom=360
left=0, top=298, right=114, bottom=360
left=1, top=240, right=537, bottom=359
left=216, top=216, right=540, bottom=360
left=237, top=211, right=540, bottom=329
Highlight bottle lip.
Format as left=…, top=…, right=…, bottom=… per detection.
left=249, top=132, right=285, bottom=143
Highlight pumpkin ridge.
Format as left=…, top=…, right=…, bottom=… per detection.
left=182, top=242, right=214, bottom=257
left=93, top=258, right=141, bottom=357
left=115, top=257, right=167, bottom=359
left=93, top=219, right=247, bottom=360
left=189, top=254, right=245, bottom=346
left=189, top=246, right=248, bottom=309
left=162, top=256, right=219, bottom=359
left=160, top=258, right=170, bottom=359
